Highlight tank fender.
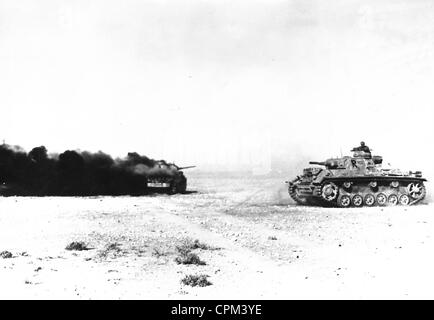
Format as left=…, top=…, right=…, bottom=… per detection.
left=313, top=170, right=328, bottom=184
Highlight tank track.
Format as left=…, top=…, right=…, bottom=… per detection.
left=288, top=180, right=321, bottom=206
left=289, top=179, right=426, bottom=207
left=288, top=180, right=307, bottom=205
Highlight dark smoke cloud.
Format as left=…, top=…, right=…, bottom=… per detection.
left=0, top=144, right=178, bottom=196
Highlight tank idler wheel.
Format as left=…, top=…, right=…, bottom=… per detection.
left=388, top=194, right=398, bottom=206
left=399, top=194, right=410, bottom=206
left=407, top=183, right=425, bottom=199
left=352, top=194, right=363, bottom=207
left=364, top=194, right=375, bottom=206
left=321, top=182, right=338, bottom=202
left=376, top=193, right=387, bottom=206
left=338, top=195, right=351, bottom=207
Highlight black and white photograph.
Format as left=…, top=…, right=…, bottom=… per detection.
left=1, top=0, right=433, bottom=302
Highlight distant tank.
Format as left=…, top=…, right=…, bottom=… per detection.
left=286, top=143, right=427, bottom=207
left=146, top=160, right=195, bottom=194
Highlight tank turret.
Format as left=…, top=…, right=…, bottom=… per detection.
left=287, top=144, right=427, bottom=207
left=309, top=160, right=340, bottom=169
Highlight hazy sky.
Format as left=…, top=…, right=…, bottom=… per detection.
left=1, top=0, right=434, bottom=173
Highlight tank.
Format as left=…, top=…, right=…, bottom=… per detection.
left=146, top=160, right=195, bottom=194
left=286, top=144, right=427, bottom=207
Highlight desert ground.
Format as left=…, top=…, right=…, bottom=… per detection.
left=0, top=175, right=433, bottom=299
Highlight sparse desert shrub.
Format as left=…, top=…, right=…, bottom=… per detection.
left=175, top=244, right=191, bottom=256
left=65, top=241, right=89, bottom=251
left=177, top=238, right=219, bottom=253
left=181, top=274, right=212, bottom=287
left=98, top=242, right=122, bottom=258
left=190, top=239, right=212, bottom=250
left=175, top=252, right=206, bottom=265
left=106, top=243, right=121, bottom=251
left=174, top=239, right=215, bottom=265
left=0, top=251, right=13, bottom=258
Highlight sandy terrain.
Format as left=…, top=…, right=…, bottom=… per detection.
left=0, top=176, right=433, bottom=299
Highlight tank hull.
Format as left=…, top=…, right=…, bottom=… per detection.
left=146, top=174, right=187, bottom=195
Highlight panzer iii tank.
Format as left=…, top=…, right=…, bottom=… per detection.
left=146, top=160, right=195, bottom=194
left=287, top=143, right=427, bottom=207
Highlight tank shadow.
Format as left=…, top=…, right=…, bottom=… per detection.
left=182, top=190, right=198, bottom=195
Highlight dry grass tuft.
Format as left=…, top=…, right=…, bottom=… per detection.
left=173, top=238, right=215, bottom=265
left=175, top=251, right=206, bottom=265
left=0, top=251, right=13, bottom=258
left=181, top=274, right=212, bottom=287
left=177, top=238, right=219, bottom=252
left=97, top=242, right=123, bottom=258
left=65, top=241, right=89, bottom=251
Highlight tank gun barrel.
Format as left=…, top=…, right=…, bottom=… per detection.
left=309, top=161, right=326, bottom=166
left=178, top=166, right=196, bottom=170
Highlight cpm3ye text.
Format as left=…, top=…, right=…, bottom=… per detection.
left=171, top=304, right=262, bottom=317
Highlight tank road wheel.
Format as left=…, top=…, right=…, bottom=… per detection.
left=338, top=195, right=351, bottom=207
left=407, top=183, right=425, bottom=200
left=376, top=193, right=387, bottom=206
left=352, top=194, right=363, bottom=207
left=399, top=194, right=410, bottom=206
left=388, top=194, right=398, bottom=206
left=321, top=182, right=338, bottom=202
left=364, top=194, right=375, bottom=206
